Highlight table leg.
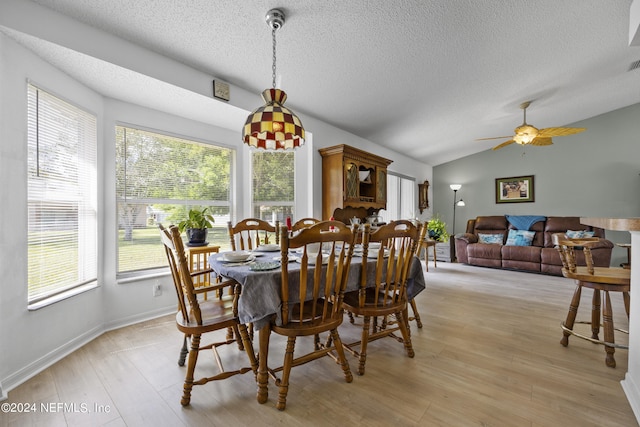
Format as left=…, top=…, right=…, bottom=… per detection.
left=257, top=327, right=270, bottom=404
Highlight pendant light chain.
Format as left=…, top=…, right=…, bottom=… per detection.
left=271, top=26, right=277, bottom=89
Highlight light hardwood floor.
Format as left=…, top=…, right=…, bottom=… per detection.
left=2, top=262, right=637, bottom=426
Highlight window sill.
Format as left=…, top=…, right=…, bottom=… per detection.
left=28, top=282, right=99, bottom=311
left=117, top=268, right=170, bottom=285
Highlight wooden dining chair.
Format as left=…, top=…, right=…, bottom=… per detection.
left=159, top=224, right=258, bottom=406
left=342, top=220, right=426, bottom=375
left=257, top=220, right=356, bottom=410
left=554, top=234, right=630, bottom=368
left=227, top=218, right=280, bottom=250
left=290, top=217, right=320, bottom=231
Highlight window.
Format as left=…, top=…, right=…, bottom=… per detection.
left=380, top=172, right=416, bottom=223
left=251, top=150, right=295, bottom=223
left=116, top=126, right=233, bottom=274
left=27, top=84, right=97, bottom=304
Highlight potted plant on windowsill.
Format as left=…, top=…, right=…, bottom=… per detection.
left=178, top=207, right=215, bottom=247
left=427, top=215, right=449, bottom=242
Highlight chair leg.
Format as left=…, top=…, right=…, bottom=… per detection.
left=358, top=316, right=372, bottom=376
left=409, top=299, right=423, bottom=328
left=178, top=334, right=189, bottom=366
left=181, top=333, right=201, bottom=406
left=623, top=291, right=630, bottom=318
left=602, top=291, right=617, bottom=368
left=276, top=336, right=296, bottom=411
left=396, top=310, right=415, bottom=358
left=561, top=284, right=582, bottom=347
left=347, top=311, right=355, bottom=324
left=238, top=323, right=258, bottom=375
left=590, top=289, right=601, bottom=341
left=330, top=328, right=353, bottom=383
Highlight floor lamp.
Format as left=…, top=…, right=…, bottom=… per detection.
left=450, top=184, right=465, bottom=262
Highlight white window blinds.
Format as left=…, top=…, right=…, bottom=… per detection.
left=115, top=126, right=233, bottom=273
left=27, top=84, right=98, bottom=303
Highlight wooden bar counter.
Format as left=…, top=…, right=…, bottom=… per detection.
left=580, top=217, right=640, bottom=232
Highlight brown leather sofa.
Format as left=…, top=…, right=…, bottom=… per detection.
left=454, top=216, right=613, bottom=276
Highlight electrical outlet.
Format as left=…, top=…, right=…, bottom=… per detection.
left=153, top=283, right=162, bottom=297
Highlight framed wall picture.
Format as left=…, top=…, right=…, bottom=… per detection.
left=495, top=175, right=534, bottom=203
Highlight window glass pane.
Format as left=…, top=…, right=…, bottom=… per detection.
left=116, top=126, right=233, bottom=273
left=379, top=173, right=415, bottom=224
left=27, top=84, right=97, bottom=302
left=251, top=150, right=295, bottom=223
left=400, top=178, right=416, bottom=219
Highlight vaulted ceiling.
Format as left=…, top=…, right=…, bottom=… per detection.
left=3, top=0, right=640, bottom=165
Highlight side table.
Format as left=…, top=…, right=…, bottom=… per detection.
left=420, top=239, right=437, bottom=271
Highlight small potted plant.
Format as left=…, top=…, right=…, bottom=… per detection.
left=178, top=207, right=215, bottom=246
left=427, top=215, right=449, bottom=242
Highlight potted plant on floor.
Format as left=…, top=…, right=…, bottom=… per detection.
left=427, top=215, right=449, bottom=242
left=178, top=207, right=215, bottom=246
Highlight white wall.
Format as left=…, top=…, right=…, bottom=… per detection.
left=0, top=31, right=106, bottom=397
left=0, top=22, right=432, bottom=398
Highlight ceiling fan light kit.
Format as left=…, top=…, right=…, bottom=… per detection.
left=479, top=101, right=586, bottom=151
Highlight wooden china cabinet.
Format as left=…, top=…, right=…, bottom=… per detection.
left=319, top=144, right=393, bottom=221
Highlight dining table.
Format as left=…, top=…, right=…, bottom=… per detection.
left=209, top=246, right=427, bottom=404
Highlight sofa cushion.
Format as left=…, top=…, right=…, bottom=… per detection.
left=478, top=233, right=504, bottom=244
left=505, top=229, right=535, bottom=246
left=475, top=216, right=508, bottom=232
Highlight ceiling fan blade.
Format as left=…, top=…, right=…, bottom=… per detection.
left=476, top=136, right=514, bottom=141
left=492, top=140, right=516, bottom=150
left=528, top=137, right=553, bottom=146
left=537, top=127, right=586, bottom=137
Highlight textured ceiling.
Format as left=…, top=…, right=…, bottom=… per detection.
left=5, top=0, right=640, bottom=165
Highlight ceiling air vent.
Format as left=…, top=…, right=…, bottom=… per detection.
left=629, top=59, right=640, bottom=72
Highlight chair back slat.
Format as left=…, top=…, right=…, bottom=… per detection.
left=159, top=224, right=202, bottom=324
left=228, top=218, right=280, bottom=250
left=279, top=221, right=356, bottom=326
left=291, top=217, right=320, bottom=232
left=555, top=236, right=600, bottom=275
left=360, top=220, right=426, bottom=309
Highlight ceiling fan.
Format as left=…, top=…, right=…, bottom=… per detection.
left=478, top=101, right=586, bottom=150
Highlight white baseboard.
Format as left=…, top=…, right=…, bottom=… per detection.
left=0, top=306, right=176, bottom=401
left=103, top=306, right=175, bottom=332
left=621, top=374, right=640, bottom=425
left=0, top=324, right=104, bottom=401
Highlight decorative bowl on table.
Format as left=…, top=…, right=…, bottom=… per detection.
left=255, top=243, right=280, bottom=252
left=297, top=252, right=329, bottom=265
left=223, top=251, right=253, bottom=262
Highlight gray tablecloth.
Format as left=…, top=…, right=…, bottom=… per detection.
left=209, top=251, right=426, bottom=330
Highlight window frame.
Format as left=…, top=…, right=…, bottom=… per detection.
left=115, top=124, right=235, bottom=276
left=26, top=83, right=98, bottom=309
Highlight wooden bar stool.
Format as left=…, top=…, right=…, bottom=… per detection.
left=555, top=235, right=630, bottom=368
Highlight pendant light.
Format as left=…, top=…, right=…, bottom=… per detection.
left=242, top=8, right=305, bottom=150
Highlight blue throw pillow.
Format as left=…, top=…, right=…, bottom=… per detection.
left=478, top=233, right=504, bottom=245
left=566, top=230, right=595, bottom=238
left=505, top=229, right=535, bottom=246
